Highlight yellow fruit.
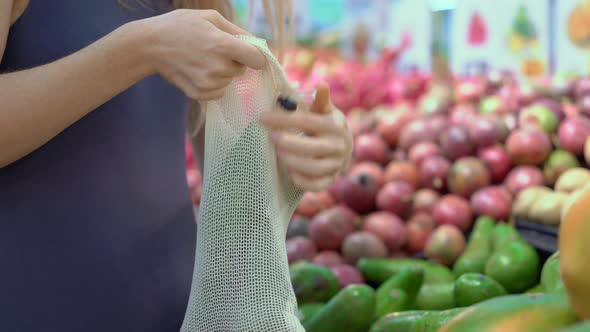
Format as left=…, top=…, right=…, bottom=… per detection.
left=560, top=188, right=590, bottom=319
left=555, top=168, right=590, bottom=193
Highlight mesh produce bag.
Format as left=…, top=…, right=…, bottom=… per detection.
left=180, top=36, right=306, bottom=332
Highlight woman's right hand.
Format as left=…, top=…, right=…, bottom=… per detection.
left=140, top=9, right=266, bottom=101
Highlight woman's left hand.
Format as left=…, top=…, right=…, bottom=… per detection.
left=260, top=83, right=353, bottom=192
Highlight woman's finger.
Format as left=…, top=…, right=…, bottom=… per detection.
left=260, top=111, right=341, bottom=136
left=272, top=132, right=347, bottom=157
left=291, top=173, right=334, bottom=192
left=279, top=153, right=342, bottom=178
left=311, top=82, right=333, bottom=114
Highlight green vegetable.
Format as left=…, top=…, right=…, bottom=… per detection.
left=416, top=283, right=455, bottom=310
left=525, top=284, right=544, bottom=294
left=541, top=251, right=564, bottom=293
left=411, top=308, right=466, bottom=332
left=358, top=258, right=455, bottom=286
left=438, top=292, right=577, bottom=332
left=290, top=261, right=339, bottom=304
left=558, top=320, right=590, bottom=332
left=304, top=284, right=376, bottom=332
left=485, top=240, right=540, bottom=293
left=369, top=308, right=465, bottom=332
left=369, top=311, right=424, bottom=332
left=297, top=303, right=324, bottom=326
left=491, top=223, right=522, bottom=251
left=453, top=216, right=495, bottom=276
left=375, top=268, right=424, bottom=319
left=454, top=273, right=507, bottom=307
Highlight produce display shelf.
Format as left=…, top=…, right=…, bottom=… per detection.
left=514, top=218, right=558, bottom=261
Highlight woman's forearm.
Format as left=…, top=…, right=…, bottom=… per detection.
left=0, top=20, right=155, bottom=167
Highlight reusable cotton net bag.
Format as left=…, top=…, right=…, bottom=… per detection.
left=181, top=36, right=306, bottom=332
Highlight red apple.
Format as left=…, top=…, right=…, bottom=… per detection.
left=506, top=127, right=552, bottom=165
left=312, top=251, right=345, bottom=268
left=558, top=116, right=590, bottom=156
left=309, top=206, right=356, bottom=250
left=286, top=236, right=317, bottom=264
left=406, top=222, right=431, bottom=254
left=470, top=186, right=513, bottom=221
left=420, top=155, right=451, bottom=191
left=384, top=161, right=420, bottom=188
left=440, top=125, right=474, bottom=160
left=353, top=133, right=389, bottom=165
left=447, top=157, right=491, bottom=198
left=376, top=181, right=415, bottom=218
left=407, top=212, right=436, bottom=232
left=399, top=119, right=437, bottom=151
left=424, top=225, right=466, bottom=266
left=504, top=166, right=545, bottom=194
left=409, top=142, right=442, bottom=166
left=432, top=195, right=473, bottom=231
left=330, top=264, right=365, bottom=289
left=341, top=231, right=388, bottom=264
left=478, top=145, right=512, bottom=183
left=468, top=115, right=500, bottom=147
left=412, top=189, right=440, bottom=215
left=376, top=105, right=417, bottom=148
left=350, top=162, right=385, bottom=188
left=338, top=173, right=379, bottom=214
left=363, top=211, right=407, bottom=252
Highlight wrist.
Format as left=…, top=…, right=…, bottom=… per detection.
left=115, top=19, right=159, bottom=78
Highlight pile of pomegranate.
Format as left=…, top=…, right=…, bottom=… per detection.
left=185, top=49, right=590, bottom=280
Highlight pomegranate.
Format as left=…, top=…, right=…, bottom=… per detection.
left=363, top=211, right=407, bottom=252
left=384, top=161, right=420, bottom=188
left=350, top=162, right=386, bottom=188
left=286, top=236, right=317, bottom=264
left=427, top=115, right=449, bottom=139
left=407, top=212, right=436, bottom=232
left=449, top=103, right=477, bottom=127
left=406, top=222, right=431, bottom=254
left=338, top=173, right=379, bottom=214
left=312, top=251, right=345, bottom=268
left=558, top=116, right=590, bottom=156
left=424, top=225, right=466, bottom=266
left=478, top=145, right=512, bottom=183
left=506, top=127, right=551, bottom=165
left=309, top=206, right=356, bottom=250
left=420, top=155, right=451, bottom=191
left=353, top=133, right=389, bottom=165
left=330, top=265, right=365, bottom=289
left=399, top=119, right=437, bottom=151
left=468, top=115, right=500, bottom=148
left=504, top=166, right=545, bottom=194
left=376, top=181, right=415, bottom=218
left=409, top=142, right=442, bottom=166
left=341, top=231, right=388, bottom=264
left=376, top=105, right=417, bottom=148
left=439, top=125, right=474, bottom=160
left=295, top=191, right=335, bottom=218
left=447, top=157, right=491, bottom=198
left=470, top=186, right=513, bottom=221
left=412, top=189, right=440, bottom=215
left=432, top=195, right=473, bottom=231
left=287, top=215, right=310, bottom=239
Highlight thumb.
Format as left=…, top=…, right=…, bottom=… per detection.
left=311, top=82, right=333, bottom=114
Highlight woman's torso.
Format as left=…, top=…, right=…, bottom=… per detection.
left=0, top=1, right=196, bottom=331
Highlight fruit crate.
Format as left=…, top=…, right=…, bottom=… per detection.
left=514, top=218, right=558, bottom=262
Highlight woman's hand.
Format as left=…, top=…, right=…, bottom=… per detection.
left=260, top=83, right=353, bottom=192
left=140, top=9, right=266, bottom=101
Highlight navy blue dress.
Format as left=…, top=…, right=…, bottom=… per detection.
left=0, top=1, right=197, bottom=331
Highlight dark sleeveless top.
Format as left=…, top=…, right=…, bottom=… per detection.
left=0, top=1, right=197, bottom=331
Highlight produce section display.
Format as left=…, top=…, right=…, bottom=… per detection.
left=183, top=44, right=590, bottom=331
